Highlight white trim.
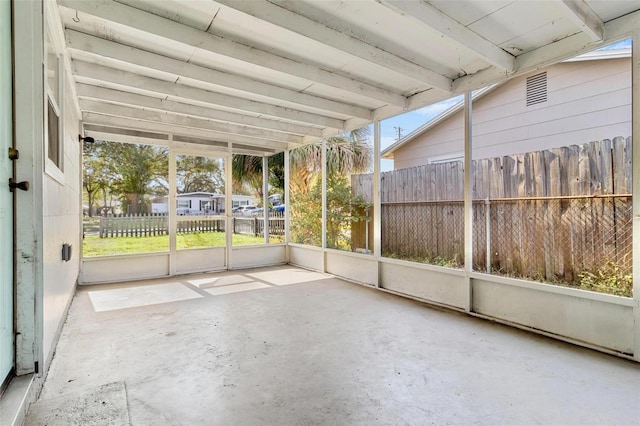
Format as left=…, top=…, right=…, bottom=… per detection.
left=631, top=32, right=640, bottom=361
left=43, top=27, right=65, bottom=183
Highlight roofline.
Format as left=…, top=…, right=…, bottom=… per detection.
left=381, top=47, right=631, bottom=159
left=381, top=85, right=499, bottom=159
left=563, top=46, right=630, bottom=62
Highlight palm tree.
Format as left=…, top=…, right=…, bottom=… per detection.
left=232, top=127, right=371, bottom=197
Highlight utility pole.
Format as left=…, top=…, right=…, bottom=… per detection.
left=394, top=126, right=403, bottom=141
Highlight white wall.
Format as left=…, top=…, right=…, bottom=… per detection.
left=394, top=58, right=631, bottom=169
left=41, top=69, right=81, bottom=370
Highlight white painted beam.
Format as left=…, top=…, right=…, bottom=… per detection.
left=83, top=129, right=169, bottom=147
left=72, top=61, right=346, bottom=130
left=213, top=0, right=453, bottom=92
left=77, top=84, right=324, bottom=137
left=58, top=0, right=407, bottom=107
left=453, top=9, right=640, bottom=97
left=378, top=0, right=515, bottom=72
left=82, top=112, right=291, bottom=150
left=557, top=0, right=604, bottom=42
left=66, top=30, right=373, bottom=120
left=79, top=100, right=305, bottom=144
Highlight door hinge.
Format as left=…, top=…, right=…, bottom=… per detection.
left=8, top=147, right=19, bottom=160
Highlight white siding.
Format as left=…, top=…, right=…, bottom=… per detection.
left=42, top=76, right=81, bottom=370
left=394, top=58, right=631, bottom=169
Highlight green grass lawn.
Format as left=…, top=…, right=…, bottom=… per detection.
left=83, top=232, right=276, bottom=257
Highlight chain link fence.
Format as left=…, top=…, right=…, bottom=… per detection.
left=478, top=195, right=632, bottom=296
left=381, top=201, right=465, bottom=267
left=380, top=195, right=632, bottom=296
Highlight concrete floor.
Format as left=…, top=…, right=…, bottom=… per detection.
left=26, top=265, right=640, bottom=425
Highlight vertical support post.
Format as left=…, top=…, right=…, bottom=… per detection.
left=464, top=91, right=473, bottom=313
left=284, top=149, right=290, bottom=249
left=263, top=156, right=269, bottom=244
left=321, top=139, right=327, bottom=272
left=485, top=197, right=491, bottom=274
left=373, top=121, right=381, bottom=259
left=226, top=144, right=233, bottom=269
left=373, top=121, right=382, bottom=288
left=168, top=137, right=176, bottom=276
left=322, top=139, right=327, bottom=249
left=632, top=32, right=640, bottom=361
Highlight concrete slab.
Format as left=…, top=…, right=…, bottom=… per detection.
left=203, top=281, right=271, bottom=296
left=186, top=274, right=254, bottom=288
left=88, top=282, right=202, bottom=312
left=24, top=381, right=129, bottom=426
left=246, top=267, right=331, bottom=285
left=31, top=266, right=640, bottom=425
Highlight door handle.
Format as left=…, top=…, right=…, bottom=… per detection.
left=8, top=178, right=29, bottom=192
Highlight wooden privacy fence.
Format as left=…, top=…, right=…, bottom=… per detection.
left=352, top=136, right=632, bottom=283
left=100, top=212, right=284, bottom=238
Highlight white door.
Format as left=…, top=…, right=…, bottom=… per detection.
left=0, top=0, right=14, bottom=388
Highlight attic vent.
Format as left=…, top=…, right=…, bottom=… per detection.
left=526, top=72, right=547, bottom=106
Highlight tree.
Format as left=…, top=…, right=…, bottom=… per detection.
left=83, top=141, right=169, bottom=215
left=107, top=143, right=169, bottom=214
left=232, top=128, right=372, bottom=248
left=232, top=127, right=371, bottom=196
left=289, top=172, right=370, bottom=248
left=176, top=155, right=224, bottom=194
left=232, top=155, right=266, bottom=198
left=83, top=140, right=108, bottom=217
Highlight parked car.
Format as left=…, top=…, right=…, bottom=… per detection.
left=240, top=205, right=258, bottom=216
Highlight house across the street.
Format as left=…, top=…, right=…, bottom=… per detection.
left=151, top=192, right=254, bottom=215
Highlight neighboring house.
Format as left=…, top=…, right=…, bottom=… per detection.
left=151, top=192, right=254, bottom=214
left=382, top=48, right=631, bottom=169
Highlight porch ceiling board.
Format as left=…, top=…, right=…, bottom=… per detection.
left=53, top=0, right=640, bottom=155
left=79, top=100, right=307, bottom=145
left=81, top=113, right=294, bottom=151
left=65, top=30, right=375, bottom=120
left=57, top=0, right=408, bottom=108
left=71, top=61, right=347, bottom=130
left=76, top=84, right=324, bottom=138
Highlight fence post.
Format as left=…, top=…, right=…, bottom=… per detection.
left=254, top=216, right=259, bottom=237
left=485, top=198, right=491, bottom=273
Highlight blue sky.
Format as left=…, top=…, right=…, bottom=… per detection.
left=375, top=37, right=632, bottom=172
left=378, top=95, right=462, bottom=171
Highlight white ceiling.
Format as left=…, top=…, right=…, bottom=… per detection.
left=54, top=0, right=640, bottom=155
